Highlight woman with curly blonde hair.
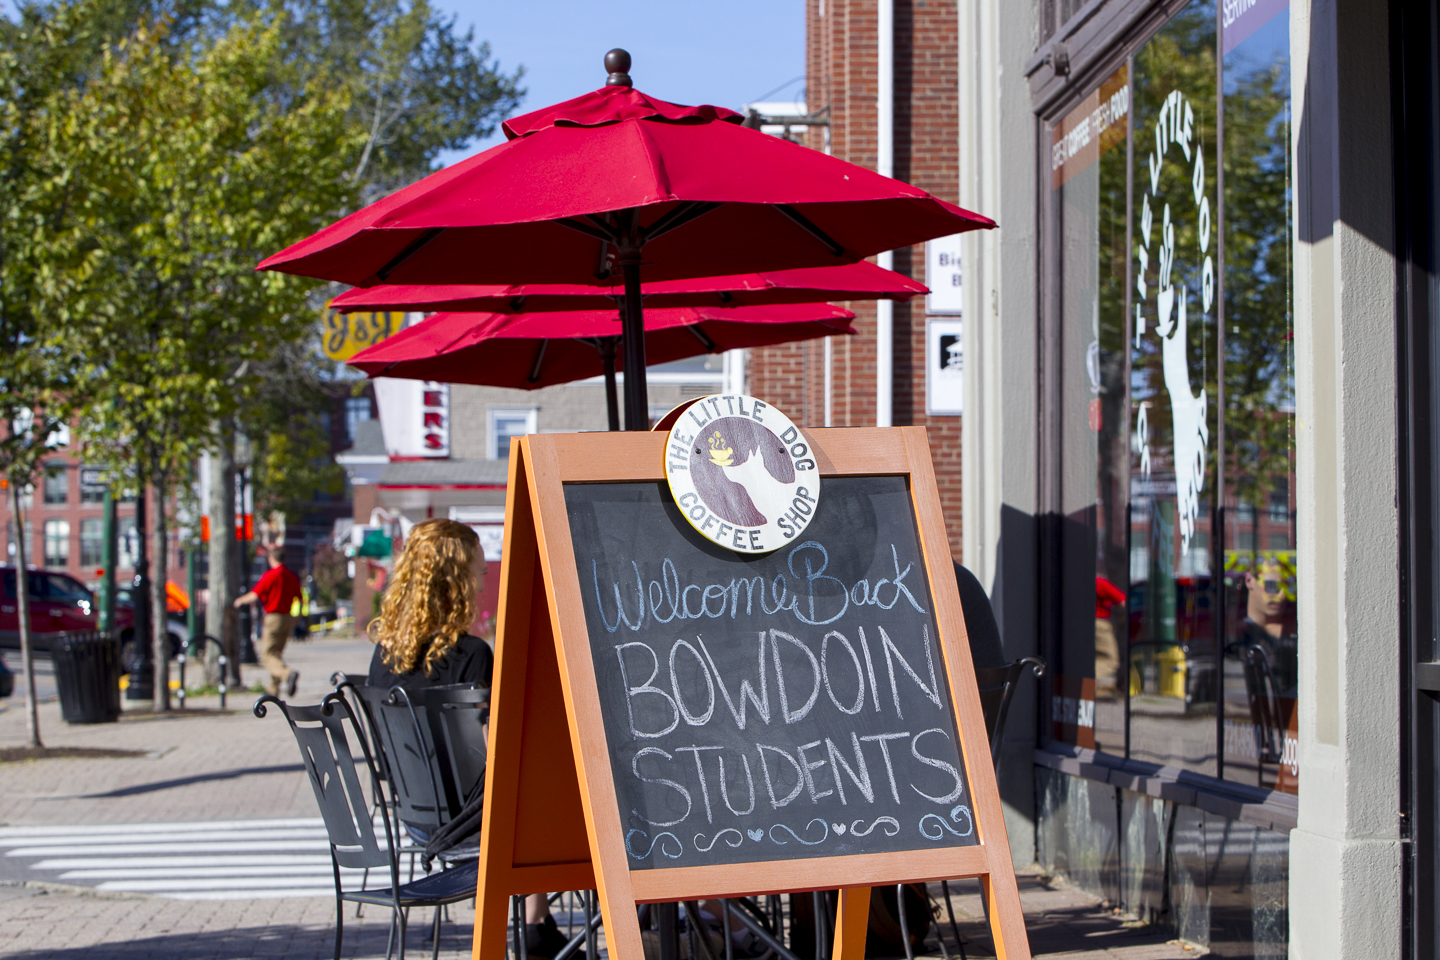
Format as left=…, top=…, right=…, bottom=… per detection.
left=366, top=518, right=492, bottom=690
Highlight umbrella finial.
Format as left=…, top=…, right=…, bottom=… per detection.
left=605, top=48, right=632, bottom=87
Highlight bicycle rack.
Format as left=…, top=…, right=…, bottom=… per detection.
left=176, top=634, right=229, bottom=710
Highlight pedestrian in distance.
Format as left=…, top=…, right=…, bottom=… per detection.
left=234, top=544, right=302, bottom=698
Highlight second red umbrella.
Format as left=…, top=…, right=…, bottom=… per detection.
left=329, top=262, right=926, bottom=314
left=348, top=302, right=856, bottom=431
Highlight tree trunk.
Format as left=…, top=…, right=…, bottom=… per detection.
left=150, top=468, right=171, bottom=712
left=204, top=423, right=238, bottom=686
left=10, top=481, right=42, bottom=748
left=131, top=472, right=151, bottom=696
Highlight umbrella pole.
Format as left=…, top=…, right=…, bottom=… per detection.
left=600, top=337, right=621, bottom=431
left=619, top=259, right=648, bottom=430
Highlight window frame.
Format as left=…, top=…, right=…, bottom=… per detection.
left=488, top=406, right=538, bottom=461
left=43, top=517, right=71, bottom=568
left=79, top=517, right=105, bottom=568
left=42, top=462, right=68, bottom=505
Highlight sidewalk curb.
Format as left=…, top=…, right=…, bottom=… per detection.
left=0, top=879, right=151, bottom=901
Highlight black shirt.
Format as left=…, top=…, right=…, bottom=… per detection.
left=367, top=634, right=494, bottom=691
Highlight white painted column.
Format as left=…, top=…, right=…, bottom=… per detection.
left=876, top=0, right=894, bottom=428
left=1289, top=1, right=1402, bottom=957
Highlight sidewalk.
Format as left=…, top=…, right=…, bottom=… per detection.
left=0, top=635, right=1200, bottom=959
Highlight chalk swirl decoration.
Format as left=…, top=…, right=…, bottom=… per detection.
left=626, top=828, right=684, bottom=860
left=770, top=819, right=829, bottom=846
left=849, top=816, right=901, bottom=838
left=694, top=829, right=744, bottom=852
left=919, top=805, right=975, bottom=841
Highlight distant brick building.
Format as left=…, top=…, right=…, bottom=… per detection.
left=746, top=0, right=966, bottom=560
left=0, top=443, right=184, bottom=591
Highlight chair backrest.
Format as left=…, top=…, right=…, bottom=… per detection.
left=332, top=677, right=386, bottom=783
left=1242, top=645, right=1283, bottom=763
left=409, top=684, right=490, bottom=807
left=254, top=693, right=394, bottom=871
left=973, top=656, right=1046, bottom=767
left=350, top=683, right=449, bottom=833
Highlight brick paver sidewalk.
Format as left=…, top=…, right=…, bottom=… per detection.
left=0, top=635, right=1200, bottom=958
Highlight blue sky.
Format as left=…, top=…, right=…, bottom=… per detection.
left=434, top=0, right=806, bottom=163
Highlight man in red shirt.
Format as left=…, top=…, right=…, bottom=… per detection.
left=234, top=544, right=302, bottom=697
left=1095, top=574, right=1127, bottom=699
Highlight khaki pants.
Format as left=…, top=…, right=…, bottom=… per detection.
left=259, top=613, right=295, bottom=695
left=1095, top=617, right=1120, bottom=697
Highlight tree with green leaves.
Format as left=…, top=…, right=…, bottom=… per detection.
left=3, top=0, right=521, bottom=709
left=36, top=7, right=363, bottom=708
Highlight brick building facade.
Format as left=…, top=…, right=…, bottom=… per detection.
left=0, top=449, right=184, bottom=591
left=747, top=0, right=966, bottom=559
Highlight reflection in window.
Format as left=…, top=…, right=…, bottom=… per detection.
left=1221, top=3, right=1296, bottom=793
left=1047, top=0, right=1298, bottom=795
left=1125, top=0, right=1221, bottom=778
left=1051, top=54, right=1131, bottom=755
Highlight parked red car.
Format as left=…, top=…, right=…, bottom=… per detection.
left=0, top=565, right=185, bottom=654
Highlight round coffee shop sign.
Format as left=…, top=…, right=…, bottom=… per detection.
left=663, top=395, right=821, bottom=554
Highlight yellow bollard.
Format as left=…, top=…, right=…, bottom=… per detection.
left=1156, top=644, right=1187, bottom=699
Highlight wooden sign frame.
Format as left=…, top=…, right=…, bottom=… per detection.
left=472, top=427, right=1031, bottom=960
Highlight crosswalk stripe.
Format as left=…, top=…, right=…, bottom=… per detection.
left=6, top=840, right=334, bottom=857
left=32, top=855, right=344, bottom=869
left=166, top=888, right=351, bottom=901
left=0, top=817, right=389, bottom=900
left=2, top=829, right=329, bottom=846
left=0, top=818, right=323, bottom=838
left=98, top=876, right=343, bottom=892
left=59, top=866, right=365, bottom=880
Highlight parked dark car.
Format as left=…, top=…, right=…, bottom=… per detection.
left=0, top=565, right=185, bottom=655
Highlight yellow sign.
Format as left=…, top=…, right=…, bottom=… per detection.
left=322, top=304, right=401, bottom=361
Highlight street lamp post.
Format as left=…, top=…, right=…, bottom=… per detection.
left=99, top=485, right=116, bottom=633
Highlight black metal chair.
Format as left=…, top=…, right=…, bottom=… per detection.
left=254, top=692, right=478, bottom=960
left=974, top=656, right=1047, bottom=766
left=925, top=654, right=1045, bottom=960
left=1242, top=644, right=1285, bottom=766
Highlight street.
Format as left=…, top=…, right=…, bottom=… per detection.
left=0, top=635, right=1200, bottom=959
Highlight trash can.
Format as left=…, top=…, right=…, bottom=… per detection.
left=52, top=631, right=123, bottom=724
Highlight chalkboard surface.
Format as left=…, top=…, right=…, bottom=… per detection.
left=564, top=476, right=978, bottom=871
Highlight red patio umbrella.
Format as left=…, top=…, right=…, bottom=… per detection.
left=328, top=261, right=927, bottom=314
left=347, top=302, right=856, bottom=431
left=261, top=50, right=994, bottom=428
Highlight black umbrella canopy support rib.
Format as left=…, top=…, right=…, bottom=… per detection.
left=555, top=198, right=727, bottom=430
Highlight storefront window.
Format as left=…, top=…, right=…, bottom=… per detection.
left=1051, top=58, right=1131, bottom=754
left=1047, top=0, right=1296, bottom=794
left=1220, top=3, right=1296, bottom=792
left=1128, top=0, right=1220, bottom=777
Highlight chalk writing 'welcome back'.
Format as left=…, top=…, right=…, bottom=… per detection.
left=592, top=540, right=928, bottom=630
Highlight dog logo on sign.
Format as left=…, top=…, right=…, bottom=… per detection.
left=663, top=395, right=821, bottom=554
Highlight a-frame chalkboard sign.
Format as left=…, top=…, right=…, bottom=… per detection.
left=472, top=427, right=1031, bottom=960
